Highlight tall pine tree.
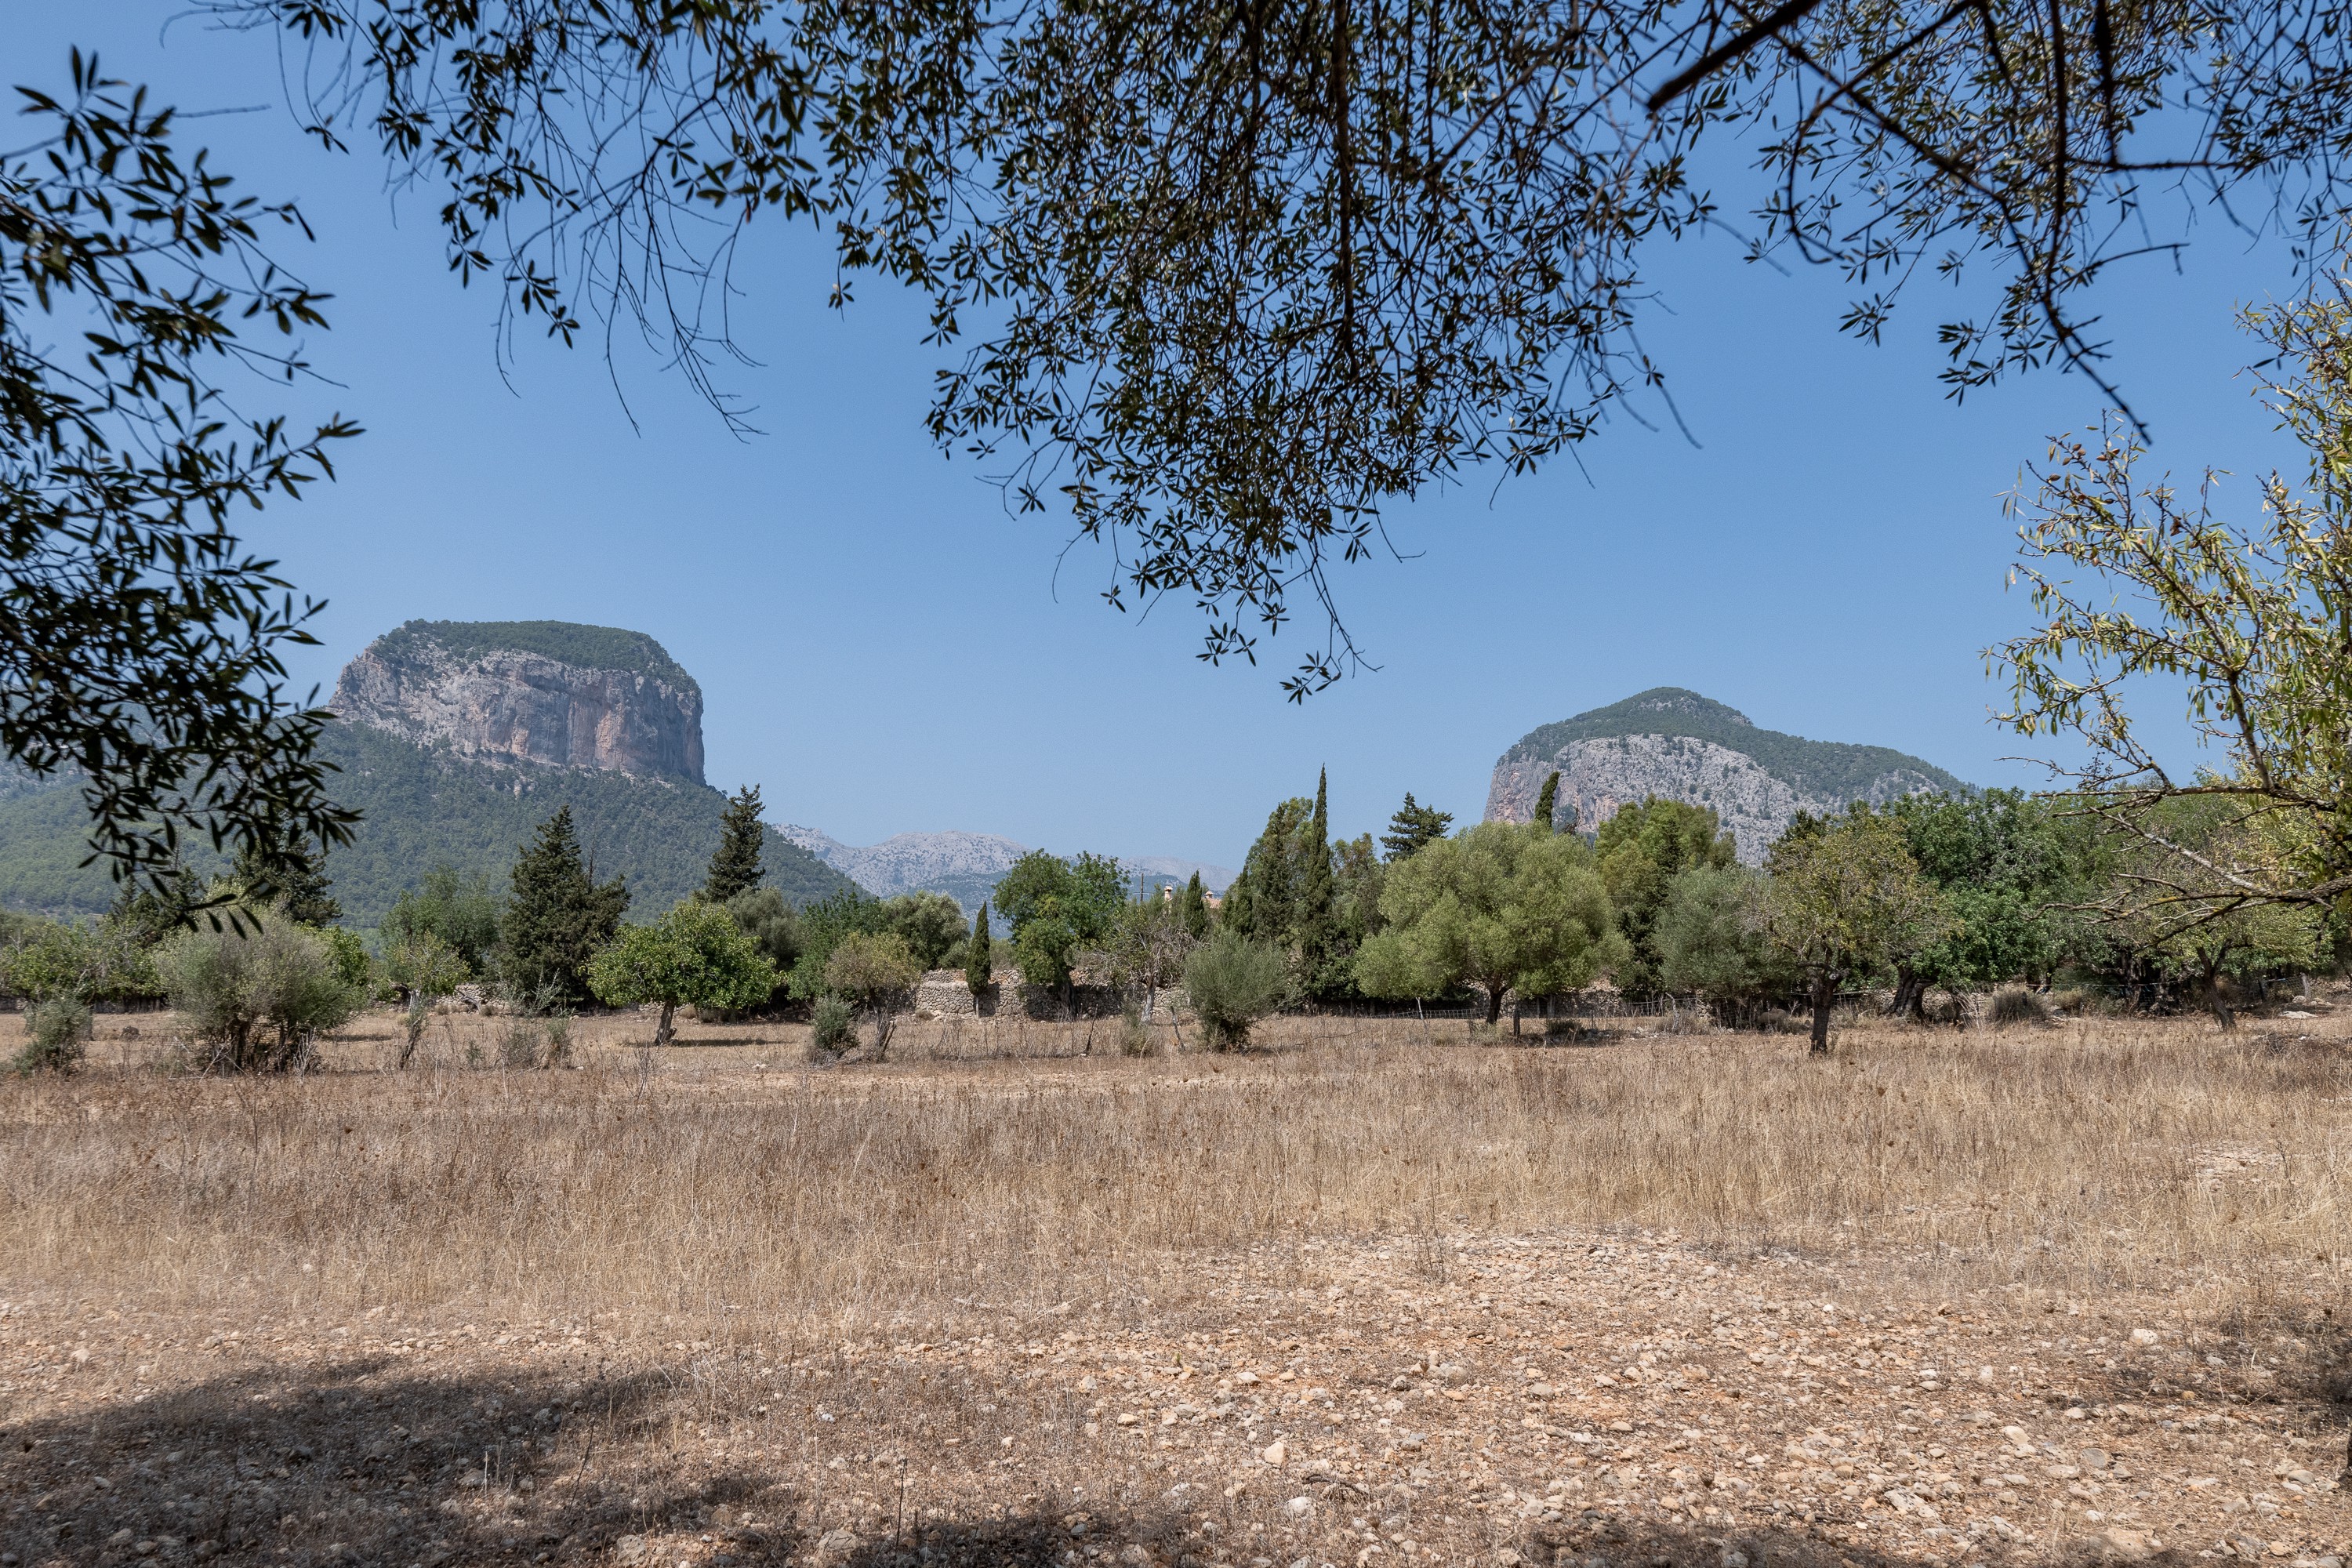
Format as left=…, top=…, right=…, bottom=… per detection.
left=1532, top=771, right=1561, bottom=835
left=964, top=901, right=993, bottom=993
left=503, top=804, right=631, bottom=1005
left=703, top=784, right=767, bottom=902
left=234, top=839, right=342, bottom=926
left=1380, top=793, right=1454, bottom=860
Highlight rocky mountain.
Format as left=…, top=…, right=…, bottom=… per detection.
left=1484, top=688, right=1967, bottom=862
left=0, top=622, right=855, bottom=924
left=334, top=620, right=706, bottom=782
left=779, top=826, right=1234, bottom=913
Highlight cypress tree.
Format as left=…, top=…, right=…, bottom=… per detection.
left=1298, top=767, right=1336, bottom=986
left=964, top=902, right=994, bottom=993
left=504, top=804, right=631, bottom=1005
left=1178, top=872, right=1210, bottom=938
left=703, top=784, right=768, bottom=902
left=1533, top=771, right=1561, bottom=834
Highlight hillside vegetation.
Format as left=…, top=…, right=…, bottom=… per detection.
left=368, top=619, right=699, bottom=692
left=0, top=722, right=855, bottom=924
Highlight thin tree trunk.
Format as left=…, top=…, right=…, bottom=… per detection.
left=1808, top=971, right=1838, bottom=1055
left=655, top=1000, right=677, bottom=1048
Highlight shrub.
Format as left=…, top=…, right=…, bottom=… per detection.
left=1987, top=986, right=2050, bottom=1027
left=15, top=997, right=93, bottom=1074
left=1183, top=931, right=1292, bottom=1051
left=158, top=917, right=363, bottom=1072
left=383, top=930, right=468, bottom=1005
left=1119, top=1000, right=1152, bottom=1057
left=811, top=995, right=858, bottom=1054
left=825, top=931, right=921, bottom=1056
left=542, top=1011, right=574, bottom=1068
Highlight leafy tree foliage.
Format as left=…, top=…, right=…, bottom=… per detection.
left=2102, top=795, right=2326, bottom=1022
left=883, top=891, right=967, bottom=971
left=587, top=899, right=779, bottom=1047
left=1177, top=874, right=1211, bottom=940
left=1223, top=792, right=1349, bottom=990
left=1998, top=270, right=2352, bottom=923
left=3, top=55, right=361, bottom=904
left=1380, top=795, right=1453, bottom=862
left=702, top=785, right=767, bottom=902
left=382, top=866, right=503, bottom=978
left=223, top=0, right=2317, bottom=692
left=234, top=839, right=341, bottom=927
left=1654, top=864, right=1794, bottom=1023
left=1762, top=810, right=1958, bottom=1053
left=382, top=929, right=466, bottom=1006
left=964, top=900, right=993, bottom=993
left=1880, top=789, right=2096, bottom=1010
left=724, top=886, right=804, bottom=1007
left=784, top=890, right=891, bottom=1001
left=825, top=931, right=922, bottom=1007
left=0, top=914, right=160, bottom=1005
left=993, top=849, right=1127, bottom=999
left=1595, top=797, right=1738, bottom=996
left=501, top=806, right=630, bottom=1005
left=1355, top=822, right=1623, bottom=1022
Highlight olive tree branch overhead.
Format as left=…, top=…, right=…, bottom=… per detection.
left=2, top=52, right=362, bottom=912
left=214, top=0, right=2352, bottom=694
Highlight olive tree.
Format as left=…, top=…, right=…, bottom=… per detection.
left=1762, top=812, right=1958, bottom=1054
left=157, top=915, right=364, bottom=1072
left=587, top=901, right=779, bottom=1048
left=1353, top=822, right=1623, bottom=1023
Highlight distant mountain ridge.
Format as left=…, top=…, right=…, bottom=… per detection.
left=779, top=826, right=1234, bottom=913
left=1486, top=688, right=1967, bottom=862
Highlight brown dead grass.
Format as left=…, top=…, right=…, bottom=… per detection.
left=5, top=1004, right=2349, bottom=1335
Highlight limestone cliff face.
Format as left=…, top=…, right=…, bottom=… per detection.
left=332, top=621, right=705, bottom=783
left=1483, top=688, right=1964, bottom=863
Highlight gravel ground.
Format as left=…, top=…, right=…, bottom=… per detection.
left=4, top=1229, right=2347, bottom=1568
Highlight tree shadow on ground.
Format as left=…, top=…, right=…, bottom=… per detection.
left=1, top=1359, right=790, bottom=1568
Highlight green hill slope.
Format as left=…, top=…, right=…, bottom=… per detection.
left=0, top=721, right=858, bottom=926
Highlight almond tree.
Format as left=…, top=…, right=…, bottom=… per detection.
left=1998, top=260, right=2352, bottom=928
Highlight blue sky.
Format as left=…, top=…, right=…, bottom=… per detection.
left=4, top=11, right=2309, bottom=870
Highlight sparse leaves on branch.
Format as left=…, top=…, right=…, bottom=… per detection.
left=1998, top=258, right=2352, bottom=925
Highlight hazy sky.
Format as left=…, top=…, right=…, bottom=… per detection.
left=5, top=10, right=2310, bottom=869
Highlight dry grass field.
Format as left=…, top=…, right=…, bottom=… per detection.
left=3, top=1001, right=2349, bottom=1568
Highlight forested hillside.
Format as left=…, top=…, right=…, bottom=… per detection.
left=0, top=722, right=857, bottom=926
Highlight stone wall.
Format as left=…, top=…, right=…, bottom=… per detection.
left=909, top=970, right=1184, bottom=1020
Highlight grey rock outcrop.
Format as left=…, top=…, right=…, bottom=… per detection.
left=1484, top=688, right=1964, bottom=862
left=332, top=621, right=705, bottom=782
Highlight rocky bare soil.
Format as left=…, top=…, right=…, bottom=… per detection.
left=5, top=1230, right=2346, bottom=1568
